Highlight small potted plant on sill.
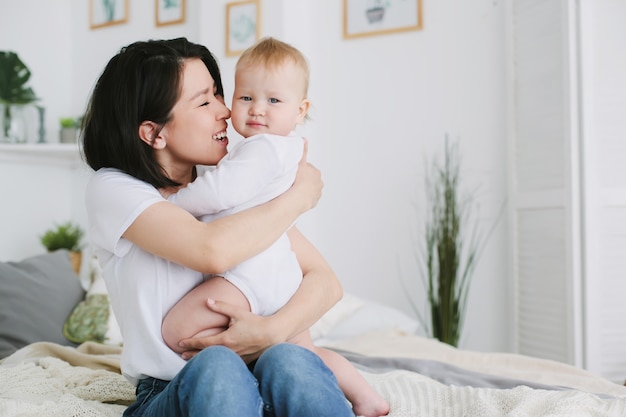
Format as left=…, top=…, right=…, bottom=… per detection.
left=40, top=221, right=84, bottom=274
left=59, top=116, right=80, bottom=143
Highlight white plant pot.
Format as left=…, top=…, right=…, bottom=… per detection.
left=59, top=127, right=77, bottom=143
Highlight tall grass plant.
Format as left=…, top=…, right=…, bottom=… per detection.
left=411, top=138, right=501, bottom=346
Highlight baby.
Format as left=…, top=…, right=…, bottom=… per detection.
left=162, top=37, right=389, bottom=417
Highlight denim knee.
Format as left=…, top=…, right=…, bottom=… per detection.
left=257, top=343, right=333, bottom=381
left=186, top=345, right=243, bottom=374
left=150, top=346, right=262, bottom=416
left=254, top=343, right=353, bottom=417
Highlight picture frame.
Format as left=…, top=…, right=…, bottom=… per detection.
left=90, top=0, right=129, bottom=30
left=155, top=0, right=186, bottom=27
left=225, top=1, right=261, bottom=57
left=343, top=0, right=423, bottom=39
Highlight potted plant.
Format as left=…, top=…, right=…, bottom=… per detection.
left=410, top=138, right=501, bottom=347
left=0, top=51, right=38, bottom=142
left=40, top=221, right=84, bottom=274
left=59, top=116, right=79, bottom=143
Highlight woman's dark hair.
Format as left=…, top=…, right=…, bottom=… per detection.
left=81, top=37, right=223, bottom=188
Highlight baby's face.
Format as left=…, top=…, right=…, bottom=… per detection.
left=232, top=62, right=309, bottom=138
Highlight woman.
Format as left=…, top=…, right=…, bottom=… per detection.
left=82, top=37, right=354, bottom=416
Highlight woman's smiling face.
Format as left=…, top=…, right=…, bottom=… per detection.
left=158, top=58, right=232, bottom=180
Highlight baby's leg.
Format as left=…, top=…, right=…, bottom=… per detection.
left=162, top=276, right=250, bottom=354
left=288, top=331, right=390, bottom=417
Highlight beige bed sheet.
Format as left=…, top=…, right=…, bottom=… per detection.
left=324, top=329, right=626, bottom=398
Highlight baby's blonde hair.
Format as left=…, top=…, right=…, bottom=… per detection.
left=236, top=37, right=310, bottom=98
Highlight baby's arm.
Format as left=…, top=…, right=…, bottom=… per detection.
left=168, top=135, right=301, bottom=216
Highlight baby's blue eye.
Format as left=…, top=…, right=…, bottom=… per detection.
left=269, top=98, right=279, bottom=104
left=242, top=96, right=252, bottom=101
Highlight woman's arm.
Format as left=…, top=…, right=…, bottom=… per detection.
left=178, top=226, right=343, bottom=362
left=270, top=226, right=343, bottom=339
left=124, top=140, right=322, bottom=274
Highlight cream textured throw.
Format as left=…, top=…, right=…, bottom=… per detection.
left=0, top=342, right=134, bottom=417
left=2, top=335, right=626, bottom=417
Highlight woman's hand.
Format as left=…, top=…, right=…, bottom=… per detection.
left=177, top=299, right=285, bottom=363
left=290, top=138, right=323, bottom=211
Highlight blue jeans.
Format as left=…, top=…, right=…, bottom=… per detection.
left=123, top=343, right=354, bottom=417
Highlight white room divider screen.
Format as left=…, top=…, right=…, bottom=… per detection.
left=509, top=0, right=626, bottom=384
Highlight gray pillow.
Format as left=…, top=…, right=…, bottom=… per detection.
left=0, top=250, right=85, bottom=358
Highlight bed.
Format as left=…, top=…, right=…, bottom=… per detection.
left=1, top=250, right=625, bottom=417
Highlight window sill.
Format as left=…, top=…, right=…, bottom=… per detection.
left=0, top=143, right=84, bottom=167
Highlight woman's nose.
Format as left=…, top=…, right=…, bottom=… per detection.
left=219, top=102, right=231, bottom=119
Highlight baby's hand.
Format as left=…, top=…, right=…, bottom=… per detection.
left=292, top=138, right=323, bottom=210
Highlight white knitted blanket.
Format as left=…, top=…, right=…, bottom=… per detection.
left=0, top=356, right=134, bottom=417
left=2, top=337, right=626, bottom=417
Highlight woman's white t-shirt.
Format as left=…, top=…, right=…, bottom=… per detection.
left=86, top=168, right=204, bottom=386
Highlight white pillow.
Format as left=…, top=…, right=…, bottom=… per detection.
left=312, top=294, right=420, bottom=344
left=310, top=293, right=365, bottom=340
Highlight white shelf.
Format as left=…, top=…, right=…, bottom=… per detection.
left=0, top=143, right=84, bottom=167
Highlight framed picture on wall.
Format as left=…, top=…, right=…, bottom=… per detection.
left=90, top=0, right=129, bottom=29
left=343, top=0, right=423, bottom=39
left=155, top=0, right=186, bottom=27
left=225, top=1, right=261, bottom=57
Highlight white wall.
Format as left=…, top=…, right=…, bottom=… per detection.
left=0, top=152, right=89, bottom=258
left=0, top=0, right=511, bottom=352
left=0, top=1, right=73, bottom=143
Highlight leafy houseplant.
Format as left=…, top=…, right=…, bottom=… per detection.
left=412, top=138, right=498, bottom=347
left=0, top=51, right=38, bottom=140
left=40, top=222, right=84, bottom=274
left=60, top=117, right=78, bottom=129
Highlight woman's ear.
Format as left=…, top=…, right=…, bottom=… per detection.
left=139, top=121, right=166, bottom=149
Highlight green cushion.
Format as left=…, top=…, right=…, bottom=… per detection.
left=62, top=257, right=122, bottom=346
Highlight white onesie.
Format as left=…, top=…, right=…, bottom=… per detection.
left=168, top=133, right=304, bottom=316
